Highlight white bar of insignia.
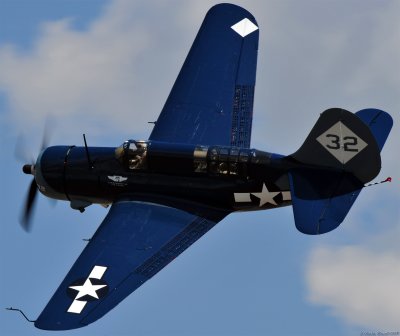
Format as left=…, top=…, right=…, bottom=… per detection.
left=89, top=266, right=107, bottom=279
left=67, top=300, right=87, bottom=314
left=234, top=193, right=252, bottom=203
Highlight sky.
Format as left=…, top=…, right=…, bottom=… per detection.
left=0, top=0, right=399, bottom=335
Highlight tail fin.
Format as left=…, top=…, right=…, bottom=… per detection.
left=287, top=108, right=393, bottom=235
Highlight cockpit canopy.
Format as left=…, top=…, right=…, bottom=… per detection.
left=115, top=140, right=148, bottom=169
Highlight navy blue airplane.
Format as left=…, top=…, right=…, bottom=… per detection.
left=17, top=3, right=392, bottom=331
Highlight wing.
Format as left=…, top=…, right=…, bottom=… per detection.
left=149, top=3, right=259, bottom=147
left=35, top=201, right=227, bottom=330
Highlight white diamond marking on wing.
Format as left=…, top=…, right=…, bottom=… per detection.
left=231, top=18, right=258, bottom=37
left=316, top=121, right=368, bottom=164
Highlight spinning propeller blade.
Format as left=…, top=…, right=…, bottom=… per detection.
left=18, top=121, right=53, bottom=232
left=21, top=178, right=38, bottom=232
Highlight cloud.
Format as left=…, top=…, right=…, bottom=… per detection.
left=249, top=0, right=400, bottom=155
left=306, top=243, right=400, bottom=330
left=0, top=0, right=210, bottom=141
left=1, top=0, right=398, bottom=148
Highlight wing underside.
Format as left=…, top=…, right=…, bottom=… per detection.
left=149, top=3, right=259, bottom=147
left=35, top=201, right=227, bottom=330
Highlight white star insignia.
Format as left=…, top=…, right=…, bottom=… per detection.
left=251, top=183, right=280, bottom=207
left=69, top=278, right=107, bottom=300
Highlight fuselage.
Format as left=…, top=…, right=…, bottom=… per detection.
left=34, top=140, right=293, bottom=214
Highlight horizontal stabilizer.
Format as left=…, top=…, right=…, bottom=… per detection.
left=288, top=169, right=363, bottom=234
left=355, top=108, right=393, bottom=151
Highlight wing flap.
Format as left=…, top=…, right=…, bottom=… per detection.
left=35, top=201, right=227, bottom=330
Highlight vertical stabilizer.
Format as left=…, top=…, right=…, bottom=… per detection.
left=287, top=108, right=393, bottom=234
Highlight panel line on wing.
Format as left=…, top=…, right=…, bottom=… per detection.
left=134, top=217, right=216, bottom=278
left=230, top=84, right=255, bottom=147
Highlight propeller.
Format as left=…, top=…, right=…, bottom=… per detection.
left=17, top=121, right=52, bottom=232
left=20, top=154, right=41, bottom=232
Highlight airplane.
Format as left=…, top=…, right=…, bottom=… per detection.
left=14, top=3, right=393, bottom=331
